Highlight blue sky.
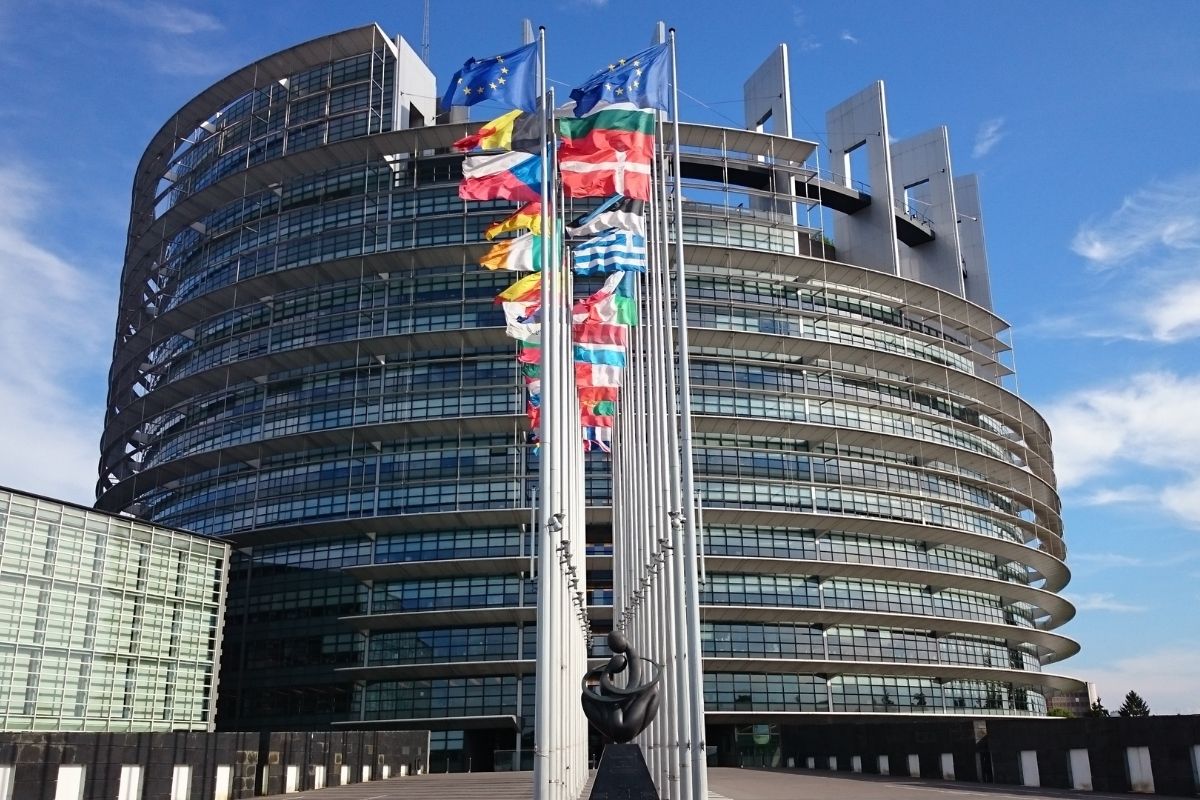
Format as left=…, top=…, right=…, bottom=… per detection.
left=1, top=0, right=1199, bottom=713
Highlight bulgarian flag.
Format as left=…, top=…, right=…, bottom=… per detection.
left=558, top=103, right=655, bottom=201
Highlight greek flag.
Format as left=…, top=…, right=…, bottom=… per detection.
left=572, top=230, right=647, bottom=275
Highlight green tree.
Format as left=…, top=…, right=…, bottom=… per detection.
left=1117, top=690, right=1151, bottom=717
left=1047, top=707, right=1072, bottom=718
left=1086, top=698, right=1110, bottom=717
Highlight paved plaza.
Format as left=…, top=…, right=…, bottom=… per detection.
left=708, top=769, right=1136, bottom=800
left=281, top=767, right=1139, bottom=800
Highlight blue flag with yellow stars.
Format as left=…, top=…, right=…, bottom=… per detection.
left=441, top=42, right=538, bottom=113
left=569, top=43, right=669, bottom=117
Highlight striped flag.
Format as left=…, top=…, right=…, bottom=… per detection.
left=582, top=427, right=613, bottom=452
left=572, top=230, right=647, bottom=275
left=480, top=233, right=541, bottom=272
left=573, top=342, right=626, bottom=367
left=567, top=195, right=646, bottom=238
left=576, top=363, right=622, bottom=388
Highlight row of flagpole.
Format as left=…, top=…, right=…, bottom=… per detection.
left=441, top=23, right=706, bottom=800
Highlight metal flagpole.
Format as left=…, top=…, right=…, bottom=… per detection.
left=644, top=142, right=678, bottom=798
left=533, top=26, right=556, bottom=800
left=653, top=106, right=692, bottom=800
left=668, top=27, right=709, bottom=800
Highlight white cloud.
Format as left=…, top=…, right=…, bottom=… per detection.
left=1080, top=648, right=1200, bottom=714
left=972, top=117, right=1006, bottom=158
left=1070, top=550, right=1200, bottom=574
left=144, top=40, right=227, bottom=77
left=1069, top=552, right=1145, bottom=568
left=1064, top=592, right=1147, bottom=613
left=791, top=8, right=821, bottom=51
left=1044, top=371, right=1200, bottom=487
left=1139, top=278, right=1200, bottom=342
left=1072, top=175, right=1200, bottom=267
left=840, top=31, right=859, bottom=45
left=1077, top=485, right=1157, bottom=507
left=89, top=0, right=221, bottom=35
left=1047, top=173, right=1200, bottom=342
left=1043, top=371, right=1200, bottom=528
left=0, top=164, right=111, bottom=504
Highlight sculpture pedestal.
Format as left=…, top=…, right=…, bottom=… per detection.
left=588, top=743, right=658, bottom=800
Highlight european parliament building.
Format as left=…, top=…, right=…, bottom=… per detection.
left=96, top=24, right=1081, bottom=769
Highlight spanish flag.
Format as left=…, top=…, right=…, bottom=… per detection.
left=496, top=272, right=542, bottom=304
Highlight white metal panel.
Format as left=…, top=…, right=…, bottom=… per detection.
left=907, top=754, right=920, bottom=778
left=940, top=753, right=955, bottom=781
left=382, top=765, right=391, bottom=779
left=54, top=766, right=86, bottom=800
left=312, top=766, right=326, bottom=790
left=1019, top=750, right=1040, bottom=788
left=827, top=756, right=837, bottom=771
left=0, top=766, right=14, bottom=800
left=361, top=765, right=372, bottom=782
left=877, top=755, right=890, bottom=776
left=1125, top=746, right=1154, bottom=793
left=339, top=765, right=350, bottom=785
left=118, top=766, right=143, bottom=800
left=170, top=765, right=191, bottom=800
left=213, top=765, right=232, bottom=800
left=285, top=765, right=299, bottom=793
left=1069, top=749, right=1092, bottom=791
left=851, top=756, right=862, bottom=773
left=805, top=757, right=815, bottom=769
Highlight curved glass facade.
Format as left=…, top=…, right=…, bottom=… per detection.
left=99, top=25, right=1078, bottom=761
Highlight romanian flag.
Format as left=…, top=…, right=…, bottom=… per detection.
left=480, top=233, right=541, bottom=271
left=454, top=109, right=541, bottom=153
left=460, top=152, right=542, bottom=203
left=496, top=272, right=542, bottom=304
left=486, top=202, right=542, bottom=240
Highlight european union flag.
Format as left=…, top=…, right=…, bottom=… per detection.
left=569, top=43, right=669, bottom=117
left=442, top=42, right=538, bottom=113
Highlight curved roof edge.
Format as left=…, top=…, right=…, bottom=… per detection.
left=132, top=24, right=387, bottom=203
